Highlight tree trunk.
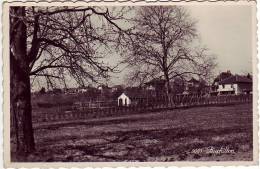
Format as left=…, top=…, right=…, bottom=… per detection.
left=164, top=72, right=172, bottom=106
left=10, top=7, right=35, bottom=158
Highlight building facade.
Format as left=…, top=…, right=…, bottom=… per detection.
left=217, top=75, right=252, bottom=95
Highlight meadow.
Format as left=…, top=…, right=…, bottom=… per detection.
left=15, top=103, right=253, bottom=162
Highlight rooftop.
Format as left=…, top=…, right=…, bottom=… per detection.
left=218, top=75, right=252, bottom=85
left=145, top=79, right=166, bottom=86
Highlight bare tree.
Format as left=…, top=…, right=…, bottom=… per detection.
left=123, top=6, right=216, bottom=100
left=27, top=7, right=128, bottom=87
left=10, top=6, right=126, bottom=157
left=10, top=7, right=35, bottom=156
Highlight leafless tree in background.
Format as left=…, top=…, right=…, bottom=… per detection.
left=10, top=6, right=127, bottom=157
left=123, top=6, right=217, bottom=99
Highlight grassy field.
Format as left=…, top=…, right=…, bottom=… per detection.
left=16, top=103, right=253, bottom=162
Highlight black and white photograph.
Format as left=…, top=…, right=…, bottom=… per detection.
left=3, top=0, right=258, bottom=167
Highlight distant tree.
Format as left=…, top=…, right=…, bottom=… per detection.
left=123, top=6, right=217, bottom=102
left=10, top=6, right=126, bottom=156
left=39, top=87, right=46, bottom=94
left=247, top=73, right=252, bottom=79
left=52, top=88, right=62, bottom=94
left=197, top=79, right=208, bottom=95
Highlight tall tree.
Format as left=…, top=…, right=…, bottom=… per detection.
left=10, top=6, right=126, bottom=157
left=10, top=6, right=35, bottom=155
left=123, top=6, right=216, bottom=100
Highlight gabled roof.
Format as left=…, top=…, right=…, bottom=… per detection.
left=218, top=75, right=252, bottom=85
left=213, top=71, right=233, bottom=84
left=112, top=85, right=123, bottom=89
left=188, top=78, right=200, bottom=84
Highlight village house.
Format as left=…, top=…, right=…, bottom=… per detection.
left=217, top=74, right=252, bottom=95
left=97, top=84, right=112, bottom=98
left=144, top=79, right=166, bottom=97
left=183, top=78, right=200, bottom=95
left=97, top=84, right=112, bottom=92
left=211, top=70, right=233, bottom=95
left=145, top=79, right=166, bottom=91
left=63, top=86, right=97, bottom=95
left=77, top=87, right=88, bottom=93
left=44, top=88, right=62, bottom=95
left=182, top=78, right=209, bottom=96
left=111, top=85, right=124, bottom=92
left=64, top=88, right=79, bottom=94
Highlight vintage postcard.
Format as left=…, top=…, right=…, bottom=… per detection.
left=2, top=0, right=258, bottom=168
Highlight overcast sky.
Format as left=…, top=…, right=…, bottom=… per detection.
left=187, top=5, right=253, bottom=74
left=108, top=5, right=253, bottom=86
left=31, top=5, right=254, bottom=90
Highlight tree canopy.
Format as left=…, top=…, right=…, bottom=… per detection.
left=10, top=6, right=129, bottom=90
left=122, top=6, right=216, bottom=90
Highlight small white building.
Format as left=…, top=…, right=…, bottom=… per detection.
left=118, top=93, right=131, bottom=106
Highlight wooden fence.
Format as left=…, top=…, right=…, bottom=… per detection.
left=32, top=95, right=252, bottom=123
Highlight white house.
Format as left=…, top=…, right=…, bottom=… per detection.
left=217, top=75, right=252, bottom=95
left=78, top=88, right=88, bottom=93
left=118, top=93, right=131, bottom=106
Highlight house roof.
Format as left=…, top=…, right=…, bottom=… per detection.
left=145, top=79, right=166, bottom=86
left=213, top=71, right=233, bottom=84
left=188, top=78, right=200, bottom=84
left=97, top=84, right=111, bottom=89
left=218, top=75, right=252, bottom=85
left=112, top=85, right=123, bottom=89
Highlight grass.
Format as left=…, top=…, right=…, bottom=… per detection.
left=12, top=103, right=253, bottom=162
